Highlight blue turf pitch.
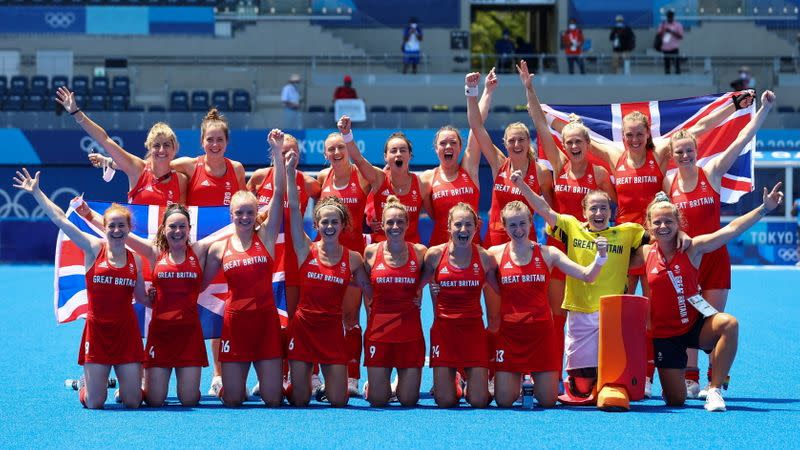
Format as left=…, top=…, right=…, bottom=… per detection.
left=1, top=265, right=799, bottom=448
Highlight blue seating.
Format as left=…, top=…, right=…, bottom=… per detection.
left=51, top=75, right=68, bottom=92
left=86, top=93, right=108, bottom=111
left=109, top=94, right=129, bottom=111
left=191, top=90, right=210, bottom=112
left=0, top=76, right=6, bottom=97
left=23, top=93, right=45, bottom=110
left=29, top=76, right=48, bottom=95
left=389, top=105, right=408, bottom=113
left=410, top=105, right=430, bottom=113
left=148, top=105, right=167, bottom=112
left=493, top=105, right=512, bottom=113
left=309, top=105, right=327, bottom=113
left=92, top=76, right=109, bottom=95
left=72, top=76, right=89, bottom=95
left=231, top=90, right=251, bottom=112
left=777, top=105, right=796, bottom=114
left=170, top=91, right=189, bottom=111
left=10, top=76, right=27, bottom=95
left=211, top=90, right=230, bottom=111
left=4, top=94, right=23, bottom=111
left=451, top=105, right=467, bottom=113
left=111, top=76, right=130, bottom=96
left=72, top=93, right=87, bottom=109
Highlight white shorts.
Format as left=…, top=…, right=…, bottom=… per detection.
left=564, top=310, right=599, bottom=371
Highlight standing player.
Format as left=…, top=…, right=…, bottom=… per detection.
left=286, top=151, right=372, bottom=407
left=639, top=184, right=782, bottom=411
left=489, top=200, right=608, bottom=408
left=13, top=168, right=149, bottom=409
left=362, top=196, right=427, bottom=406
left=421, top=203, right=500, bottom=408
left=664, top=90, right=774, bottom=397
left=55, top=86, right=187, bottom=205
left=201, top=130, right=288, bottom=407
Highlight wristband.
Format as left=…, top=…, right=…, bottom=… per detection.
left=465, top=85, right=478, bottom=97
left=70, top=109, right=81, bottom=116
left=758, top=204, right=768, bottom=217
left=594, top=252, right=608, bottom=266
left=341, top=131, right=354, bottom=143
left=732, top=93, right=749, bottom=110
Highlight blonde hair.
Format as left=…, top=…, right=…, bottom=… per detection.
left=154, top=204, right=192, bottom=252
left=103, top=203, right=133, bottom=227
left=668, top=129, right=697, bottom=153
left=283, top=133, right=298, bottom=150
left=645, top=191, right=686, bottom=232
left=382, top=195, right=408, bottom=222
left=144, top=122, right=178, bottom=160
left=433, top=125, right=463, bottom=150
left=503, top=122, right=536, bottom=161
left=500, top=200, right=531, bottom=226
left=581, top=190, right=612, bottom=211
left=229, top=190, right=258, bottom=211
left=200, top=108, right=229, bottom=142
left=314, top=196, right=351, bottom=231
left=622, top=111, right=656, bottom=152
left=562, top=114, right=590, bottom=143
left=447, top=202, right=478, bottom=229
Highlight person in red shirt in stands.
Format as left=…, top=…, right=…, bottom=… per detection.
left=333, top=76, right=359, bottom=101
left=562, top=18, right=585, bottom=74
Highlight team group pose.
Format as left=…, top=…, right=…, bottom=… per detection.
left=16, top=62, right=781, bottom=412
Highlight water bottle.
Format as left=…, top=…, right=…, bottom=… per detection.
left=521, top=374, right=534, bottom=409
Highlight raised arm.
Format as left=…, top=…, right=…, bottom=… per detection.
left=466, top=72, right=504, bottom=174
left=286, top=150, right=312, bottom=264
left=337, top=115, right=384, bottom=188
left=517, top=60, right=565, bottom=174
left=706, top=90, right=775, bottom=186
left=545, top=236, right=608, bottom=281
left=75, top=198, right=158, bottom=264
left=692, top=182, right=783, bottom=257
left=55, top=87, right=144, bottom=177
left=12, top=168, right=101, bottom=259
left=463, top=69, right=501, bottom=179
left=257, top=130, right=287, bottom=251
left=509, top=169, right=558, bottom=226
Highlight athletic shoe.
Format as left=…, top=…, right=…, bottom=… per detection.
left=114, top=389, right=122, bottom=404
left=685, top=379, right=701, bottom=399
left=644, top=377, right=652, bottom=398
left=488, top=377, right=495, bottom=398
left=311, top=373, right=322, bottom=394
left=314, top=384, right=328, bottom=402
left=348, top=378, right=360, bottom=397
left=704, top=387, right=726, bottom=412
left=250, top=382, right=260, bottom=398
left=389, top=375, right=399, bottom=403
left=208, top=376, right=223, bottom=397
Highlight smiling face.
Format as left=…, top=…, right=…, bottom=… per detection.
left=104, top=211, right=131, bottom=244
left=384, top=137, right=411, bottom=171
left=670, top=137, right=697, bottom=168
left=316, top=206, right=344, bottom=242
left=324, top=134, right=348, bottom=166
left=202, top=126, right=228, bottom=156
left=582, top=193, right=611, bottom=231
left=502, top=209, right=530, bottom=241
left=504, top=125, right=530, bottom=158
left=448, top=207, right=476, bottom=247
left=435, top=129, right=462, bottom=167
left=163, top=212, right=190, bottom=248
left=382, top=207, right=408, bottom=240
left=229, top=197, right=257, bottom=230
left=647, top=205, right=681, bottom=243
left=622, top=118, right=649, bottom=155
left=562, top=127, right=588, bottom=161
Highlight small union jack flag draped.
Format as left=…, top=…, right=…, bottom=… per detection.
left=539, top=92, right=755, bottom=203
left=53, top=201, right=288, bottom=338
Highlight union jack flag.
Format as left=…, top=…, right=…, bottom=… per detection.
left=540, top=92, right=755, bottom=203
left=53, top=201, right=289, bottom=338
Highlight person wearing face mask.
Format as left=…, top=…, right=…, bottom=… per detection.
left=561, top=19, right=585, bottom=74
left=730, top=66, right=756, bottom=91
left=657, top=10, right=684, bottom=74
left=609, top=15, right=635, bottom=74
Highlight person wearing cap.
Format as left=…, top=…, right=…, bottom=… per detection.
left=281, top=74, right=302, bottom=129
left=609, top=14, right=635, bottom=74
left=657, top=10, right=684, bottom=74
left=333, top=75, right=359, bottom=101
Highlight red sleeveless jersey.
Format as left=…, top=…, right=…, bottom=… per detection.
left=613, top=150, right=663, bottom=225
left=434, top=245, right=485, bottom=319
left=319, top=165, right=367, bottom=253
left=497, top=243, right=550, bottom=323
left=488, top=159, right=541, bottom=241
left=554, top=161, right=598, bottom=218
left=669, top=169, right=720, bottom=236
left=85, top=245, right=138, bottom=320
left=187, top=155, right=241, bottom=206
left=370, top=171, right=423, bottom=244
left=151, top=247, right=202, bottom=324
left=297, top=245, right=352, bottom=317
left=429, top=167, right=480, bottom=246
left=221, top=235, right=275, bottom=312
left=128, top=166, right=181, bottom=205
left=645, top=242, right=702, bottom=338
left=256, top=168, right=310, bottom=215
left=367, top=242, right=423, bottom=342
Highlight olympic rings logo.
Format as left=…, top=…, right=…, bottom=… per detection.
left=44, top=12, right=76, bottom=29
left=80, top=136, right=124, bottom=156
left=0, top=187, right=81, bottom=219
left=777, top=247, right=799, bottom=262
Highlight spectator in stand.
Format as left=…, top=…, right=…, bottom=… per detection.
left=657, top=10, right=684, bottom=75
left=730, top=66, right=756, bottom=91
left=333, top=75, right=359, bottom=101
left=281, top=73, right=302, bottom=129
left=562, top=19, right=585, bottom=74
left=402, top=17, right=423, bottom=74
left=515, top=37, right=537, bottom=72
left=495, top=29, right=516, bottom=74
left=610, top=15, right=635, bottom=74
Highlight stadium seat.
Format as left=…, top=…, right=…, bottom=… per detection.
left=72, top=93, right=87, bottom=109
left=127, top=105, right=145, bottom=112
left=0, top=76, right=7, bottom=98
left=51, top=75, right=68, bottom=92
left=309, top=105, right=327, bottom=113
left=72, top=76, right=89, bottom=95
left=148, top=105, right=167, bottom=112
left=777, top=106, right=796, bottom=114
left=10, top=76, right=27, bottom=95
left=514, top=104, right=527, bottom=112
left=369, top=105, right=388, bottom=113
left=92, top=76, right=110, bottom=95
left=111, top=76, right=130, bottom=96
left=211, top=90, right=230, bottom=111
left=431, top=105, right=450, bottom=112
left=410, top=105, right=429, bottom=113
left=29, top=76, right=48, bottom=96
left=4, top=94, right=23, bottom=111
left=23, top=93, right=45, bottom=110
left=493, top=105, right=512, bottom=113
left=191, top=90, right=210, bottom=112
left=389, top=105, right=408, bottom=113
left=109, top=94, right=129, bottom=111
left=170, top=91, right=189, bottom=111
left=451, top=105, right=467, bottom=113
left=231, top=90, right=251, bottom=112
left=86, top=93, right=108, bottom=111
